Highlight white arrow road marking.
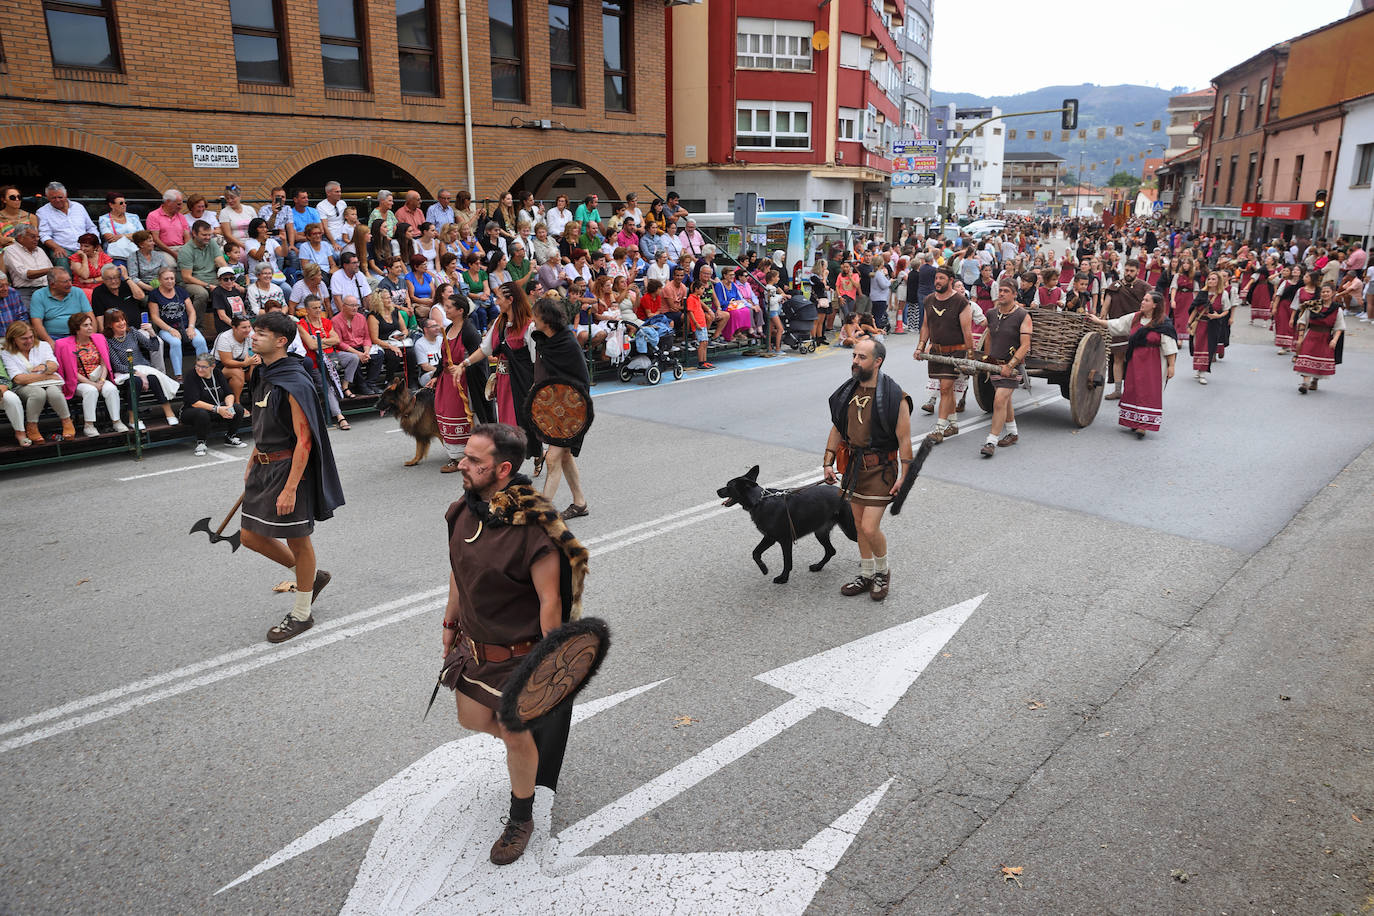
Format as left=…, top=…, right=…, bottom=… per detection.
left=215, top=680, right=669, bottom=899
left=217, top=598, right=985, bottom=914
left=556, top=594, right=985, bottom=857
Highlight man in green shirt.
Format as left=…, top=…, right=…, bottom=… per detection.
left=574, top=194, right=600, bottom=227
left=508, top=240, right=534, bottom=291
left=177, top=220, right=228, bottom=317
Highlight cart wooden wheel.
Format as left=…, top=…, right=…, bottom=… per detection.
left=1068, top=332, right=1106, bottom=427
left=970, top=330, right=994, bottom=413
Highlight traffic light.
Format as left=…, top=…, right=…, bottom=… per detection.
left=1061, top=99, right=1078, bottom=132
left=1314, top=189, right=1327, bottom=212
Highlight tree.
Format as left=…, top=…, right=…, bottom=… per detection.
left=1106, top=171, right=1141, bottom=191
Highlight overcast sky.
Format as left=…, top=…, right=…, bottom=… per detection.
left=930, top=0, right=1357, bottom=97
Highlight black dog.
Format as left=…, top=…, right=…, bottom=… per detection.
left=717, top=467, right=858, bottom=584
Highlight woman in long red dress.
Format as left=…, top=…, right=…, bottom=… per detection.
left=1293, top=282, right=1345, bottom=393
left=430, top=296, right=484, bottom=473
left=1057, top=252, right=1076, bottom=290
left=1243, top=261, right=1274, bottom=324
left=1089, top=289, right=1177, bottom=438
left=1272, top=264, right=1300, bottom=353
left=1169, top=257, right=1196, bottom=343
left=1188, top=270, right=1231, bottom=384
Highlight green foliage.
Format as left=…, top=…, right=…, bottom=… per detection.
left=1106, top=171, right=1140, bottom=189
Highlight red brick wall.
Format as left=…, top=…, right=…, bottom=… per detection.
left=0, top=0, right=665, bottom=201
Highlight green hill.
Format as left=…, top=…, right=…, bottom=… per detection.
left=932, top=83, right=1179, bottom=181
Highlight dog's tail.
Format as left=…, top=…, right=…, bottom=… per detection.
left=889, top=436, right=935, bottom=516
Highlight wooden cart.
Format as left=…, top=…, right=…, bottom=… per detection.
left=970, top=310, right=1109, bottom=428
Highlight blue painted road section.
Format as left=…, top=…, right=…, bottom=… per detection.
left=589, top=349, right=818, bottom=398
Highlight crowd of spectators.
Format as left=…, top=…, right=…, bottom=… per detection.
left=5, top=177, right=1367, bottom=457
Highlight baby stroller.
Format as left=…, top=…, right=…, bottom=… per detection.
left=779, top=290, right=819, bottom=353
left=617, top=316, right=685, bottom=385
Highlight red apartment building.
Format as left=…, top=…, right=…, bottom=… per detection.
left=667, top=0, right=903, bottom=227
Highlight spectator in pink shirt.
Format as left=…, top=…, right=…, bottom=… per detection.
left=332, top=294, right=383, bottom=394
left=146, top=189, right=187, bottom=257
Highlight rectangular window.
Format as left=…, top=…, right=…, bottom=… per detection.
left=489, top=0, right=523, bottom=101
left=1219, top=94, right=1229, bottom=137
left=602, top=1, right=630, bottom=111
left=319, top=0, right=367, bottom=90
left=1353, top=143, right=1374, bottom=187
left=837, top=106, right=859, bottom=141
left=45, top=0, right=122, bottom=71
left=1320, top=149, right=1332, bottom=190
left=1292, top=154, right=1304, bottom=199
left=230, top=0, right=286, bottom=84
left=1226, top=155, right=1238, bottom=204
left=1270, top=157, right=1280, bottom=198
left=549, top=0, right=580, bottom=107
left=736, top=17, right=813, bottom=71
left=1256, top=79, right=1267, bottom=129
left=396, top=0, right=437, bottom=95
left=1244, top=152, right=1257, bottom=202
left=736, top=100, right=811, bottom=150
left=1211, top=157, right=1222, bottom=204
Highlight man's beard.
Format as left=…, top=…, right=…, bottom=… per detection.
left=851, top=364, right=875, bottom=383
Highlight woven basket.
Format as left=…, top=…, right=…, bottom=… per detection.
left=1028, top=310, right=1098, bottom=362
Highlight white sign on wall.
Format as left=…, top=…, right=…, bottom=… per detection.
left=191, top=144, right=239, bottom=169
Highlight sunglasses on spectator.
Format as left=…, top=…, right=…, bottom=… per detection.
left=5, top=194, right=19, bottom=201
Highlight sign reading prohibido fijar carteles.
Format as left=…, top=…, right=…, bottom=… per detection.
left=191, top=144, right=239, bottom=168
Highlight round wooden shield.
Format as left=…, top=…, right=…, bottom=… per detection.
left=526, top=378, right=594, bottom=447
left=498, top=618, right=610, bottom=732
left=1069, top=331, right=1106, bottom=428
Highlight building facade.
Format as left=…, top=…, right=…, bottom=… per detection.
left=932, top=103, right=1005, bottom=216
left=1198, top=44, right=1287, bottom=234
left=1000, top=152, right=1063, bottom=215
left=667, top=0, right=904, bottom=228
left=1328, top=92, right=1374, bottom=244
left=888, top=0, right=936, bottom=228
left=1164, top=88, right=1215, bottom=159
left=0, top=0, right=667, bottom=206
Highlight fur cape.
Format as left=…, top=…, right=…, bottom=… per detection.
left=470, top=477, right=588, bottom=620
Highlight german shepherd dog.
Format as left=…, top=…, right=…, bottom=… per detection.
left=376, top=376, right=440, bottom=466
left=717, top=467, right=858, bottom=584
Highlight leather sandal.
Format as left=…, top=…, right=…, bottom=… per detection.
left=560, top=503, right=589, bottom=520
left=441, top=459, right=462, bottom=473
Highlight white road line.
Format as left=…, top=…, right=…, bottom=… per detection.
left=0, top=586, right=447, bottom=739
left=7, top=391, right=1051, bottom=751
left=0, top=600, right=445, bottom=754
left=118, top=456, right=238, bottom=481
left=0, top=468, right=816, bottom=754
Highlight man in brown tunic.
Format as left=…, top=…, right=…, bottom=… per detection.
left=823, top=338, right=913, bottom=601
left=978, top=279, right=1032, bottom=458
left=443, top=423, right=564, bottom=866
left=916, top=266, right=974, bottom=442
left=1100, top=259, right=1150, bottom=400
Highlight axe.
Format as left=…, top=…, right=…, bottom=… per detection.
left=190, top=493, right=245, bottom=552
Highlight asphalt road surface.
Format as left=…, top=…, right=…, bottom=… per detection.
left=2, top=290, right=1372, bottom=915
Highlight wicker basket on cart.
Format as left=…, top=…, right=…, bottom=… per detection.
left=972, top=308, right=1109, bottom=428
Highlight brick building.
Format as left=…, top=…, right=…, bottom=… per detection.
left=0, top=0, right=668, bottom=207
left=1197, top=43, right=1287, bottom=234
left=666, top=0, right=903, bottom=228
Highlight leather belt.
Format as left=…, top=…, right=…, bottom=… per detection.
left=464, top=632, right=538, bottom=664
left=252, top=449, right=293, bottom=464
left=932, top=344, right=967, bottom=354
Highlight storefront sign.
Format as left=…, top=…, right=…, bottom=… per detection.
left=192, top=144, right=239, bottom=169
left=1240, top=201, right=1310, bottom=220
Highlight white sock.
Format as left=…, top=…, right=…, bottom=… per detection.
left=291, top=589, right=312, bottom=621
left=860, top=557, right=875, bottom=576
left=874, top=555, right=889, bottom=573
left=285, top=565, right=297, bottom=582
left=935, top=418, right=950, bottom=430
left=1006, top=421, right=1018, bottom=436
left=987, top=433, right=998, bottom=445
